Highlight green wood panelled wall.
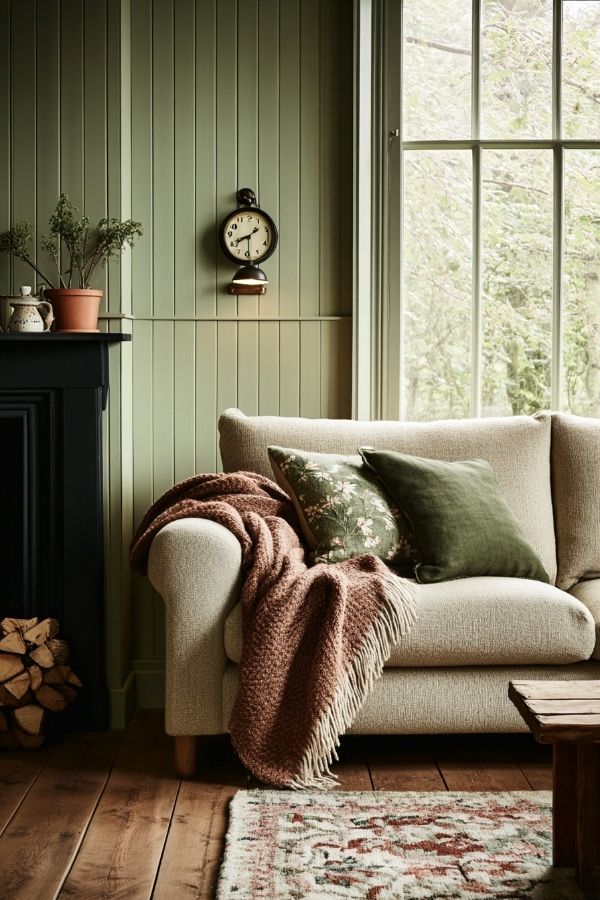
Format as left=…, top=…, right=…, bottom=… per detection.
left=0, top=0, right=135, bottom=725
left=1, top=0, right=353, bottom=724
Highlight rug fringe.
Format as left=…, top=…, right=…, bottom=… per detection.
left=289, top=573, right=417, bottom=790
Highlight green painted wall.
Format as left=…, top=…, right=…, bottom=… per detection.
left=1, top=0, right=353, bottom=724
left=0, top=0, right=135, bottom=724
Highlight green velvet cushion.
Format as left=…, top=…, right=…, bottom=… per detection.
left=359, top=448, right=549, bottom=585
left=268, top=445, right=417, bottom=567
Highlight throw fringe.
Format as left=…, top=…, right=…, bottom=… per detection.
left=288, top=573, right=417, bottom=790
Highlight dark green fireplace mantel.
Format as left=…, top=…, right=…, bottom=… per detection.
left=0, top=333, right=131, bottom=729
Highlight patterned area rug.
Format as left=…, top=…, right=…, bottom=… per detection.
left=216, top=790, right=585, bottom=899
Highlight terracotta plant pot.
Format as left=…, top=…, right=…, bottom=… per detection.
left=44, top=289, right=103, bottom=333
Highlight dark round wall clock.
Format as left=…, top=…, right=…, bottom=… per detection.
left=218, top=188, right=278, bottom=267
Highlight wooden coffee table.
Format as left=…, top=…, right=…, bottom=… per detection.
left=509, top=680, right=600, bottom=897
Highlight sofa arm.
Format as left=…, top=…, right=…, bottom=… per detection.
left=148, top=518, right=242, bottom=735
left=570, top=579, right=600, bottom=660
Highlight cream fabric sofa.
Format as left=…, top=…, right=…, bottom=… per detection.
left=147, top=409, right=600, bottom=775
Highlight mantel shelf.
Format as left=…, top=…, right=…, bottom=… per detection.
left=0, top=333, right=131, bottom=342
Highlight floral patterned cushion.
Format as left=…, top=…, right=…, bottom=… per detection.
left=268, top=445, right=418, bottom=567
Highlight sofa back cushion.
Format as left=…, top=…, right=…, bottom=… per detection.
left=359, top=449, right=550, bottom=584
left=552, top=413, right=600, bottom=589
left=219, top=408, right=556, bottom=582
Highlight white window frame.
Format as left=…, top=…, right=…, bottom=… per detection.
left=353, top=0, right=374, bottom=420
left=380, top=0, right=600, bottom=420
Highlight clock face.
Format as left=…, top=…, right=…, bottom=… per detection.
left=219, top=207, right=278, bottom=265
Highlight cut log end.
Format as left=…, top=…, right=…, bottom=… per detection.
left=0, top=631, right=27, bottom=654
left=66, top=670, right=82, bottom=688
left=0, top=616, right=38, bottom=636
left=0, top=623, right=80, bottom=753
left=4, top=670, right=31, bottom=701
left=13, top=729, right=45, bottom=750
left=43, top=665, right=71, bottom=686
left=29, top=645, right=55, bottom=669
left=35, top=684, right=68, bottom=712
left=0, top=653, right=25, bottom=683
left=23, top=618, right=59, bottom=646
left=28, top=665, right=43, bottom=691
left=13, top=705, right=45, bottom=736
left=45, top=639, right=69, bottom=666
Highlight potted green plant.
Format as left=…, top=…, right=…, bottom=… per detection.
left=0, top=194, right=142, bottom=332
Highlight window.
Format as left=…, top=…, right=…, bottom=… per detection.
left=387, top=0, right=600, bottom=420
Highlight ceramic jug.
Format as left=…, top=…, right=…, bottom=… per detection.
left=7, top=286, right=54, bottom=333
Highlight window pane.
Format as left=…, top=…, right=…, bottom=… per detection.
left=563, top=1, right=600, bottom=139
left=563, top=151, right=600, bottom=415
left=481, top=0, right=552, bottom=139
left=402, top=0, right=471, bottom=141
left=402, top=152, right=472, bottom=420
left=481, top=150, right=553, bottom=416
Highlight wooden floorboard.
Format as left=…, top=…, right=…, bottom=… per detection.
left=58, top=712, right=179, bottom=900
left=0, top=731, right=124, bottom=900
left=517, top=742, right=553, bottom=790
left=152, top=735, right=247, bottom=899
left=0, top=714, right=553, bottom=900
left=332, top=736, right=373, bottom=790
left=436, top=740, right=534, bottom=792
left=368, top=736, right=447, bottom=791
left=152, top=783, right=236, bottom=900
left=0, top=746, right=52, bottom=836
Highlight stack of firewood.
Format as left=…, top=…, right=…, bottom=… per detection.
left=0, top=617, right=81, bottom=749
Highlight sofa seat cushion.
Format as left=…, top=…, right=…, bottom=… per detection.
left=219, top=409, right=556, bottom=583
left=224, top=576, right=595, bottom=667
left=569, top=580, right=600, bottom=660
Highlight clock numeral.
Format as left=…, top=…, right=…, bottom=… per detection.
left=263, top=241, right=268, bottom=247
left=231, top=223, right=237, bottom=230
left=227, top=230, right=232, bottom=237
left=247, top=215, right=253, bottom=221
left=245, top=250, right=251, bottom=258
left=236, top=216, right=243, bottom=222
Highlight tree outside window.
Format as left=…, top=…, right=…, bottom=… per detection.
left=394, top=0, right=600, bottom=419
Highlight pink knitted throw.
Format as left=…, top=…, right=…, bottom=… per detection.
left=130, top=471, right=416, bottom=788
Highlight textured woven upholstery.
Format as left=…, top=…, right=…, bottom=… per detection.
left=224, top=576, right=595, bottom=667
left=570, top=579, right=600, bottom=660
left=222, top=660, right=600, bottom=733
left=219, top=408, right=557, bottom=583
left=148, top=410, right=600, bottom=741
left=552, top=413, right=600, bottom=589
left=148, top=518, right=242, bottom=735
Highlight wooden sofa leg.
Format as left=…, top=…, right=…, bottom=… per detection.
left=174, top=735, right=197, bottom=777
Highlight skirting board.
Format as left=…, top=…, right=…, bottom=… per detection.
left=133, top=659, right=166, bottom=709
left=108, top=664, right=165, bottom=728
left=109, top=670, right=137, bottom=729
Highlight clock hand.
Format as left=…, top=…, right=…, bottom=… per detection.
left=233, top=227, right=259, bottom=246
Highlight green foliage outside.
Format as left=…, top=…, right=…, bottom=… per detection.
left=401, top=0, right=600, bottom=419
